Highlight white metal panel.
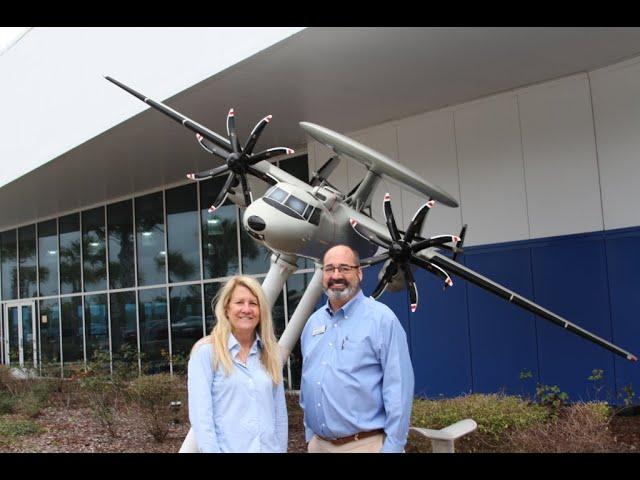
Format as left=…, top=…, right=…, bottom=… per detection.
left=454, top=96, right=529, bottom=246
left=351, top=125, right=404, bottom=229
left=517, top=74, right=603, bottom=238
left=590, top=57, right=640, bottom=230
left=396, top=109, right=463, bottom=240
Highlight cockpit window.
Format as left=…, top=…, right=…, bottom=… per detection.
left=267, top=187, right=288, bottom=203
left=285, top=195, right=308, bottom=216
left=309, top=207, right=321, bottom=226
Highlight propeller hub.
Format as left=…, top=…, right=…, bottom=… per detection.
left=227, top=152, right=245, bottom=173
left=389, top=242, right=411, bottom=262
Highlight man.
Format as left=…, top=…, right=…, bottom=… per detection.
left=299, top=244, right=415, bottom=453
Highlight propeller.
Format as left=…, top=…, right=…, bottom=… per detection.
left=310, top=156, right=341, bottom=187
left=104, top=76, right=294, bottom=212
left=351, top=194, right=461, bottom=312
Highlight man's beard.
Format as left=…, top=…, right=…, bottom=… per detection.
left=323, top=279, right=359, bottom=303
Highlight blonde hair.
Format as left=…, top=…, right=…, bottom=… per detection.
left=192, top=276, right=282, bottom=384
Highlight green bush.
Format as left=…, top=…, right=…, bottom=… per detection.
left=412, top=393, right=550, bottom=441
left=0, top=391, right=15, bottom=415
left=80, top=375, right=121, bottom=437
left=0, top=417, right=42, bottom=437
left=128, top=373, right=186, bottom=443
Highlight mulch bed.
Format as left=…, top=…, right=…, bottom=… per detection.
left=0, top=393, right=638, bottom=453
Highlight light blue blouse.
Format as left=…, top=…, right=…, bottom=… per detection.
left=187, top=334, right=288, bottom=453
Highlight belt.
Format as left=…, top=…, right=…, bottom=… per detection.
left=317, top=429, right=385, bottom=446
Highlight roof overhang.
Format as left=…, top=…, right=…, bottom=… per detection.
left=4, top=27, right=640, bottom=229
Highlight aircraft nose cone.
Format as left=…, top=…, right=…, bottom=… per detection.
left=247, top=215, right=266, bottom=232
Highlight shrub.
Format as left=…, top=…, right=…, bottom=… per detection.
left=80, top=375, right=121, bottom=437
left=128, top=374, right=186, bottom=443
left=0, top=391, right=15, bottom=415
left=0, top=417, right=42, bottom=437
left=506, top=402, right=614, bottom=452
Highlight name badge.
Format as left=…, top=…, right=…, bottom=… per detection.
left=312, top=325, right=326, bottom=336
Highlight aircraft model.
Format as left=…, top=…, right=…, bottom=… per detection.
left=105, top=76, right=637, bottom=451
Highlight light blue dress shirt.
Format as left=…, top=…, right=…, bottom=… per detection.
left=187, top=334, right=288, bottom=453
left=300, top=289, right=414, bottom=453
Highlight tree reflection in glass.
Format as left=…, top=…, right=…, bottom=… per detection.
left=82, top=207, right=107, bottom=292
left=135, top=192, right=166, bottom=287
left=138, top=288, right=169, bottom=373
left=1, top=229, right=18, bottom=300
left=167, top=184, right=199, bottom=283
left=38, top=220, right=58, bottom=297
left=169, top=284, right=203, bottom=375
left=59, top=214, right=82, bottom=295
left=18, top=225, right=37, bottom=298
left=107, top=200, right=135, bottom=290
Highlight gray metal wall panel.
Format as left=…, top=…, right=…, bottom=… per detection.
left=590, top=58, right=640, bottom=230
left=454, top=96, right=530, bottom=246
left=396, top=110, right=463, bottom=240
left=518, top=75, right=604, bottom=238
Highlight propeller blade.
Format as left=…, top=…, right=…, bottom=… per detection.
left=410, top=255, right=453, bottom=288
left=243, top=115, right=271, bottom=155
left=383, top=193, right=400, bottom=242
left=452, top=224, right=467, bottom=262
left=349, top=218, right=391, bottom=249
left=360, top=253, right=390, bottom=267
left=227, top=108, right=241, bottom=153
left=186, top=164, right=230, bottom=181
left=239, top=174, right=253, bottom=207
left=105, top=76, right=231, bottom=151
left=400, top=263, right=419, bottom=313
left=371, top=261, right=398, bottom=299
left=411, top=234, right=461, bottom=253
left=246, top=165, right=278, bottom=186
left=196, top=134, right=231, bottom=160
left=250, top=147, right=295, bottom=164
left=208, top=172, right=235, bottom=213
left=310, top=156, right=341, bottom=187
left=425, top=251, right=638, bottom=362
left=405, top=200, right=435, bottom=243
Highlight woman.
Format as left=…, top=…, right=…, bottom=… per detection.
left=188, top=275, right=287, bottom=452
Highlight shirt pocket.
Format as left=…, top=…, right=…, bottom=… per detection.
left=338, top=335, right=375, bottom=367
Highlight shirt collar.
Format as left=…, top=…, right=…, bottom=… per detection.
left=228, top=332, right=262, bottom=353
left=324, top=289, right=365, bottom=318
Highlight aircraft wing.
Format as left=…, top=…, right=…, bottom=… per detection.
left=418, top=249, right=637, bottom=362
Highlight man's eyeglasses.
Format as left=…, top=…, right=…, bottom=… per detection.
left=322, top=264, right=360, bottom=274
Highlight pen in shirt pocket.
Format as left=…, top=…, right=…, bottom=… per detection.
left=341, top=336, right=348, bottom=349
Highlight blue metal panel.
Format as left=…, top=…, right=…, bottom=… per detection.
left=531, top=237, right=616, bottom=402
left=465, top=248, right=539, bottom=398
left=605, top=231, right=640, bottom=404
left=406, top=259, right=472, bottom=398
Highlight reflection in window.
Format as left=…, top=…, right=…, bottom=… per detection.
left=18, top=225, right=37, bottom=298
left=1, top=229, right=17, bottom=300
left=7, top=307, right=18, bottom=364
left=82, top=207, right=107, bottom=292
left=110, top=291, right=138, bottom=373
left=38, top=220, right=59, bottom=297
left=39, top=299, right=61, bottom=377
left=170, top=284, right=203, bottom=374
left=59, top=214, right=82, bottom=294
left=84, top=294, right=108, bottom=366
left=107, top=200, right=135, bottom=290
left=200, top=178, right=239, bottom=279
left=61, top=296, right=84, bottom=376
left=22, top=305, right=35, bottom=367
left=287, top=273, right=314, bottom=389
left=203, top=282, right=221, bottom=334
left=135, top=192, right=166, bottom=287
left=166, top=184, right=200, bottom=283
left=241, top=227, right=271, bottom=275
left=138, top=288, right=169, bottom=373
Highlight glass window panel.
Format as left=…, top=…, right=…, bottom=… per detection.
left=284, top=195, right=307, bottom=216
left=61, top=296, right=84, bottom=376
left=7, top=307, right=18, bottom=364
left=240, top=228, right=271, bottom=275
left=59, top=214, right=81, bottom=294
left=200, top=178, right=239, bottom=279
left=287, top=273, right=314, bottom=390
left=18, top=225, right=37, bottom=298
left=38, top=220, right=59, bottom=297
left=82, top=207, right=107, bottom=292
left=138, top=288, right=169, bottom=373
left=110, top=291, right=139, bottom=375
left=279, top=155, right=309, bottom=183
left=1, top=230, right=18, bottom=300
left=39, top=298, right=61, bottom=377
left=170, top=284, right=203, bottom=375
left=203, top=282, right=221, bottom=334
left=166, top=184, right=200, bottom=283
left=22, top=305, right=35, bottom=367
left=135, top=192, right=166, bottom=287
left=268, top=187, right=287, bottom=203
left=107, top=200, right=135, bottom=290
left=84, top=294, right=108, bottom=366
